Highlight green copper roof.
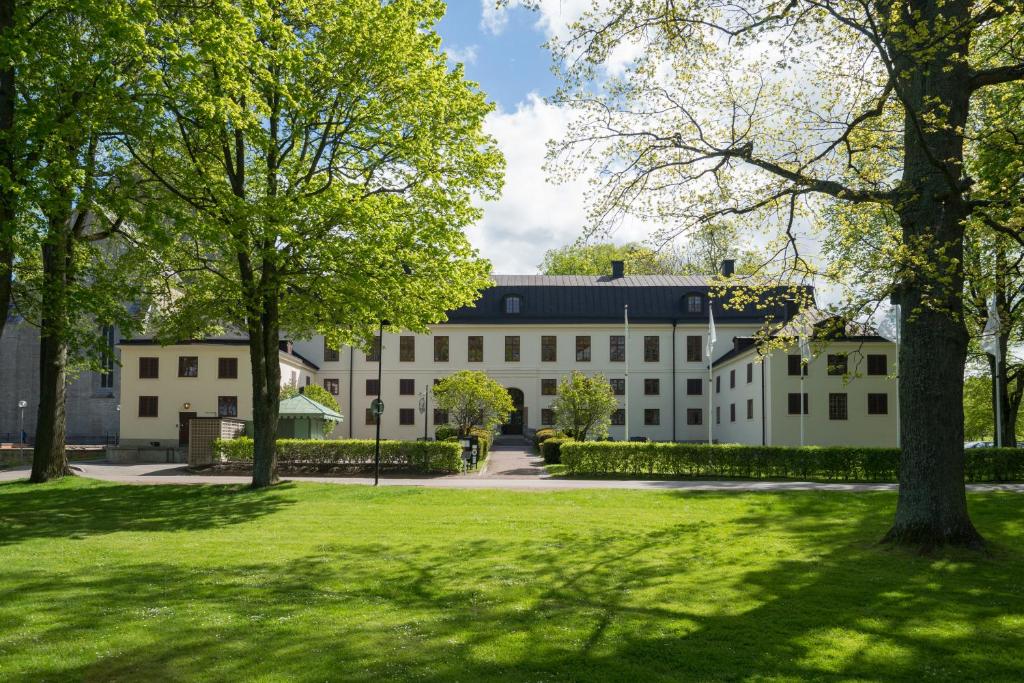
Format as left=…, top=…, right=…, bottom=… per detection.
left=279, top=394, right=344, bottom=421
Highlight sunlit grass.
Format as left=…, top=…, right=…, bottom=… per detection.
left=0, top=477, right=1021, bottom=681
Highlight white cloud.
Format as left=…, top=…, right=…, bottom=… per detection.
left=470, top=94, right=654, bottom=273
left=479, top=0, right=593, bottom=39
left=480, top=1, right=510, bottom=34
left=445, top=44, right=479, bottom=65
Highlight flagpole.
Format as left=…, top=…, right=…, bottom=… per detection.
left=624, top=304, right=630, bottom=443
left=707, top=306, right=715, bottom=445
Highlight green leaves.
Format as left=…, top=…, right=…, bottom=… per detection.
left=550, top=370, right=618, bottom=442
left=433, top=370, right=515, bottom=435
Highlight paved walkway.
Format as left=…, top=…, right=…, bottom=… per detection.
left=3, top=460, right=1024, bottom=493
left=480, top=438, right=548, bottom=478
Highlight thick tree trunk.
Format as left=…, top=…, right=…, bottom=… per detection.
left=0, top=0, right=15, bottom=340
left=883, top=0, right=984, bottom=549
left=247, top=269, right=281, bottom=489
left=30, top=217, right=73, bottom=483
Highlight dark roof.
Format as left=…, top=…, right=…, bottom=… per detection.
left=711, top=334, right=893, bottom=368
left=445, top=275, right=812, bottom=325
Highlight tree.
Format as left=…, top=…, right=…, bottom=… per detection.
left=0, top=0, right=14, bottom=340
left=539, top=242, right=676, bottom=275
left=550, top=371, right=618, bottom=442
left=432, top=371, right=514, bottom=437
left=130, top=0, right=502, bottom=488
left=519, top=0, right=1024, bottom=549
left=10, top=1, right=166, bottom=482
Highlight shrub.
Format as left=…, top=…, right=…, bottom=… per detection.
left=541, top=437, right=572, bottom=464
left=533, top=427, right=567, bottom=450
left=213, top=437, right=462, bottom=473
left=435, top=424, right=458, bottom=441
left=558, top=442, right=1024, bottom=482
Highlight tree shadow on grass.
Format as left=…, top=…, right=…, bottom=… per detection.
left=0, top=479, right=295, bottom=546
left=1, top=487, right=1021, bottom=681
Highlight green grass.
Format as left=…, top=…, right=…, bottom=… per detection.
left=1, top=479, right=1022, bottom=681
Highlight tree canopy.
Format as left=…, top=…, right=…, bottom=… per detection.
left=433, top=371, right=514, bottom=437
left=550, top=371, right=618, bottom=442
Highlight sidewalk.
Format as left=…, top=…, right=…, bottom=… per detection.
left=3, top=461, right=1024, bottom=493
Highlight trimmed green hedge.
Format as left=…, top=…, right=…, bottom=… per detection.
left=540, top=437, right=572, bottom=464
left=213, top=438, right=462, bottom=473
left=559, top=443, right=1024, bottom=482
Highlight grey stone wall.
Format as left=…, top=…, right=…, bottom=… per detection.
left=0, top=322, right=121, bottom=443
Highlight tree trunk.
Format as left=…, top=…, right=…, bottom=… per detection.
left=247, top=270, right=281, bottom=489
left=0, top=0, right=15, bottom=340
left=987, top=349, right=1017, bottom=447
left=882, top=0, right=984, bottom=549
left=30, top=216, right=73, bottom=482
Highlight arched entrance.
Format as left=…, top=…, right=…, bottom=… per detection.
left=502, top=388, right=525, bottom=435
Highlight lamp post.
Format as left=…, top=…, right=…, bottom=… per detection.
left=372, top=319, right=388, bottom=486
left=17, top=400, right=27, bottom=443
left=418, top=386, right=430, bottom=441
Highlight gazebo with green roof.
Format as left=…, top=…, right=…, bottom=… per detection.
left=276, top=394, right=344, bottom=440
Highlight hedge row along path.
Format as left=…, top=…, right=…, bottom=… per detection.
left=2, top=461, right=1024, bottom=493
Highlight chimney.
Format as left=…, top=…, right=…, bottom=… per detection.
left=611, top=260, right=625, bottom=278
left=720, top=259, right=735, bottom=277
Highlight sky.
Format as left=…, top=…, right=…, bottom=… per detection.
left=435, top=1, right=652, bottom=274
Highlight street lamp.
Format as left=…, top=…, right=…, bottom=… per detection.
left=372, top=319, right=389, bottom=486
left=418, top=385, right=431, bottom=441
left=17, top=400, right=26, bottom=444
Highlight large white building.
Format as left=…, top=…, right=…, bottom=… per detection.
left=116, top=261, right=899, bottom=448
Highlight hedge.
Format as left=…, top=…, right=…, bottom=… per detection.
left=435, top=426, right=493, bottom=461
left=558, top=442, right=1024, bottom=482
left=540, top=437, right=572, bottom=464
left=213, top=437, right=462, bottom=473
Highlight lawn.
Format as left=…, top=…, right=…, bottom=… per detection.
left=1, top=479, right=1022, bottom=681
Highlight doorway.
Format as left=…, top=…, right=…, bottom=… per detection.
left=502, top=388, right=525, bottom=435
left=178, top=412, right=197, bottom=447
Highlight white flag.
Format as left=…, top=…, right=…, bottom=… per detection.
left=982, top=295, right=1001, bottom=356
left=705, top=307, right=716, bottom=362
left=877, top=304, right=901, bottom=345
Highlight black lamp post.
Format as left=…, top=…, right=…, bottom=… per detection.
left=373, top=319, right=388, bottom=486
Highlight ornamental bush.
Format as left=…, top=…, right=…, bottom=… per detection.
left=541, top=437, right=572, bottom=464
left=213, top=437, right=462, bottom=473
left=558, top=443, right=1024, bottom=482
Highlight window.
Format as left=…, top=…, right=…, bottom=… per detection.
left=138, top=396, right=158, bottom=417
left=788, top=354, right=806, bottom=376
left=609, top=335, right=625, bottom=362
left=541, top=335, right=557, bottom=362
left=468, top=336, right=483, bottom=362
left=715, top=375, right=721, bottom=393
left=730, top=403, right=736, bottom=422
left=788, top=392, right=809, bottom=415
left=218, top=357, right=238, bottom=379
left=827, top=354, right=848, bottom=376
left=365, top=408, right=376, bottom=425
left=541, top=408, right=554, bottom=425
left=433, top=408, right=449, bottom=425
left=399, top=379, right=415, bottom=395
left=427, top=335, right=446, bottom=363
left=505, top=336, right=521, bottom=362
left=716, top=406, right=721, bottom=424
left=685, top=294, right=703, bottom=313
left=504, top=295, right=521, bottom=314
left=323, top=340, right=339, bottom=362
left=218, top=396, right=238, bottom=417
left=644, top=378, right=660, bottom=395
left=746, top=363, right=753, bottom=383
left=730, top=369, right=736, bottom=388
left=323, top=378, right=339, bottom=395
left=100, top=325, right=115, bottom=388
left=644, top=408, right=660, bottom=425
left=399, top=408, right=415, bottom=425
left=611, top=409, right=625, bottom=425
left=645, top=336, right=660, bottom=362
left=400, top=336, right=415, bottom=362
left=366, top=336, right=381, bottom=362
left=178, top=356, right=199, bottom=378
left=686, top=378, right=703, bottom=396
left=610, top=378, right=625, bottom=395
left=686, top=335, right=701, bottom=362
left=366, top=378, right=379, bottom=395
left=746, top=398, right=754, bottom=419
left=541, top=378, right=558, bottom=396
left=868, top=393, right=889, bottom=415
left=576, top=336, right=591, bottom=362
left=305, top=376, right=311, bottom=387
left=687, top=408, right=702, bottom=425
left=139, top=357, right=159, bottom=379
left=829, top=393, right=849, bottom=420
left=867, top=354, right=887, bottom=375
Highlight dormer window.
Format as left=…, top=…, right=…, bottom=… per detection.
left=685, top=293, right=703, bottom=313
left=504, top=295, right=522, bottom=314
